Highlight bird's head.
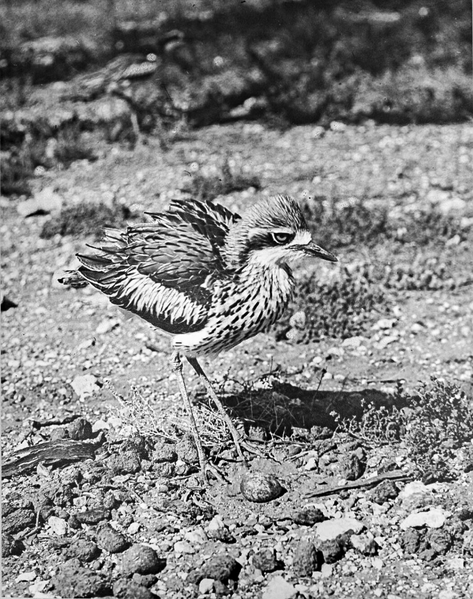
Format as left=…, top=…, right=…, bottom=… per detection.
left=224, top=195, right=338, bottom=268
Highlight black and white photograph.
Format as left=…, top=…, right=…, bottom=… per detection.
left=1, top=0, right=473, bottom=597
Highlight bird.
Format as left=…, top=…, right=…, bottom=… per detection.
left=64, top=196, right=338, bottom=479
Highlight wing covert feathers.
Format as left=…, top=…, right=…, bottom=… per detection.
left=76, top=199, right=238, bottom=334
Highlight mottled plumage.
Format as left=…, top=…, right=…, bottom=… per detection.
left=70, top=196, right=337, bottom=479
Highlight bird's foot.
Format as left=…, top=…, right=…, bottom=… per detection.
left=201, top=461, right=228, bottom=484
left=239, top=438, right=269, bottom=460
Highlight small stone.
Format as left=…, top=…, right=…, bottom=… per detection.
left=350, top=533, right=378, bottom=556
left=17, top=187, right=63, bottom=217
left=253, top=548, right=280, bottom=573
left=370, top=480, right=399, bottom=504
left=293, top=539, right=320, bottom=576
left=66, top=539, right=100, bottom=562
left=48, top=516, right=68, bottom=536
left=174, top=540, right=195, bottom=554
left=262, top=575, right=297, bottom=599
left=120, top=544, right=164, bottom=577
left=199, top=578, right=215, bottom=594
left=240, top=472, right=285, bottom=503
left=400, top=508, right=448, bottom=530
left=175, top=435, right=199, bottom=464
left=96, top=524, right=129, bottom=553
left=96, top=318, right=120, bottom=335
left=318, top=539, right=344, bottom=564
left=199, top=554, right=241, bottom=583
left=314, top=518, right=365, bottom=541
left=128, top=522, right=141, bottom=535
left=337, top=453, right=365, bottom=480
left=67, top=417, right=93, bottom=440
left=400, top=529, right=424, bottom=554
left=51, top=561, right=110, bottom=598
left=151, top=440, right=177, bottom=463
left=184, top=527, right=207, bottom=545
left=342, top=336, right=365, bottom=349
left=15, top=571, right=37, bottom=583
left=289, top=310, right=306, bottom=329
left=206, top=516, right=235, bottom=543
left=71, top=374, right=100, bottom=399
left=76, top=508, right=110, bottom=525
left=425, top=528, right=452, bottom=555
left=107, top=450, right=142, bottom=474
left=293, top=506, right=326, bottom=526
left=304, top=457, right=318, bottom=471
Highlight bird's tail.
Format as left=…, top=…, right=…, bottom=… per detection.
left=57, top=270, right=89, bottom=289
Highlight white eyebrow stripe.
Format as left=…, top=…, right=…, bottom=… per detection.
left=291, top=230, right=312, bottom=245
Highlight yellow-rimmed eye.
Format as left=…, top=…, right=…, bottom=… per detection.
left=271, top=232, right=294, bottom=245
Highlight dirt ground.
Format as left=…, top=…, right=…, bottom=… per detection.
left=2, top=122, right=473, bottom=598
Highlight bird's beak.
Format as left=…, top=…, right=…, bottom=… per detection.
left=303, top=241, right=338, bottom=263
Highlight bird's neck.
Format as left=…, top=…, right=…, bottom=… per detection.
left=239, top=260, right=295, bottom=308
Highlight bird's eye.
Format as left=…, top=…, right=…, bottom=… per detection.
left=271, top=232, right=294, bottom=245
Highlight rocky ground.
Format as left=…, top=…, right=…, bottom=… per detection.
left=2, top=122, right=473, bottom=598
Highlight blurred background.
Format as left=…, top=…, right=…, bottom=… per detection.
left=1, top=0, right=471, bottom=196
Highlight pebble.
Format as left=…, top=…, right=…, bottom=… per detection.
left=240, top=472, right=285, bottom=503
left=293, top=506, right=326, bottom=526
left=174, top=540, right=195, bottom=554
left=314, top=517, right=365, bottom=541
left=51, top=561, right=110, bottom=598
left=338, top=453, right=365, bottom=480
left=47, top=516, right=68, bottom=536
left=199, top=578, right=215, bottom=594
left=292, top=539, right=320, bottom=576
left=198, top=554, right=241, bottom=583
left=370, top=480, right=400, bottom=504
left=120, top=544, right=164, bottom=576
left=400, top=507, right=448, bottom=530
left=67, top=417, right=93, bottom=440
left=66, top=539, right=100, bottom=562
left=184, top=527, right=207, bottom=545
left=318, top=539, right=344, bottom=563
left=96, top=524, right=129, bottom=553
left=70, top=374, right=100, bottom=399
left=262, top=575, right=297, bottom=599
left=253, top=548, right=280, bottom=573
left=350, top=533, right=378, bottom=556
left=76, top=508, right=110, bottom=525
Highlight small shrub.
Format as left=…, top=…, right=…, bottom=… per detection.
left=1, top=124, right=95, bottom=197
left=40, top=200, right=134, bottom=239
left=301, top=197, right=390, bottom=249
left=184, top=159, right=261, bottom=201
left=333, top=378, right=473, bottom=482
left=277, top=266, right=387, bottom=342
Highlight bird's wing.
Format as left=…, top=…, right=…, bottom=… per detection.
left=148, top=198, right=240, bottom=254
left=76, top=200, right=237, bottom=334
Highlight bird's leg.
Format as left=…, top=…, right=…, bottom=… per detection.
left=187, top=357, right=264, bottom=461
left=171, top=352, right=224, bottom=482
left=130, top=111, right=143, bottom=147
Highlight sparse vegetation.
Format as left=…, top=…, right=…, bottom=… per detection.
left=333, top=378, right=473, bottom=482
left=183, top=159, right=261, bottom=201
left=278, top=266, right=387, bottom=342
left=40, top=199, right=135, bottom=239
